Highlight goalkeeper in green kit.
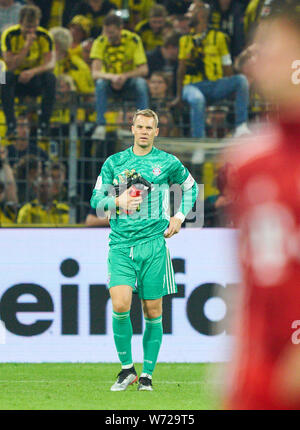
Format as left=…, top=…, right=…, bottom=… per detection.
left=90, top=109, right=198, bottom=391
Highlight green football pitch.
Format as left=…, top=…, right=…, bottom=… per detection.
left=0, top=363, right=226, bottom=410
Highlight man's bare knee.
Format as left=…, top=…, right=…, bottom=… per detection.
left=110, top=285, right=132, bottom=313
left=142, top=298, right=162, bottom=319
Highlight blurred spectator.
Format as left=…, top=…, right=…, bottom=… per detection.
left=51, top=74, right=75, bottom=121
left=49, top=74, right=75, bottom=159
left=135, top=4, right=168, bottom=52
left=172, top=14, right=190, bottom=35
left=126, top=0, right=154, bottom=30
left=50, top=161, right=68, bottom=202
left=244, top=0, right=298, bottom=43
left=244, top=0, right=266, bottom=43
left=161, top=20, right=174, bottom=38
left=28, top=0, right=78, bottom=28
left=206, top=105, right=230, bottom=138
left=171, top=3, right=250, bottom=138
left=204, top=163, right=234, bottom=227
left=69, top=0, right=117, bottom=38
left=91, top=13, right=149, bottom=141
left=0, top=145, right=18, bottom=225
left=162, top=0, right=193, bottom=16
left=146, top=32, right=180, bottom=96
left=6, top=114, right=48, bottom=166
left=81, top=37, right=94, bottom=66
left=69, top=14, right=92, bottom=58
left=148, top=71, right=169, bottom=99
left=209, top=0, right=245, bottom=59
left=156, top=109, right=179, bottom=137
left=14, top=154, right=42, bottom=203
left=85, top=207, right=109, bottom=226
left=17, top=172, right=70, bottom=224
left=0, top=0, right=22, bottom=33
left=116, top=107, right=136, bottom=139
left=50, top=26, right=94, bottom=95
left=1, top=5, right=56, bottom=139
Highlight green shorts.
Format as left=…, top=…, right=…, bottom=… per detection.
left=107, top=235, right=177, bottom=300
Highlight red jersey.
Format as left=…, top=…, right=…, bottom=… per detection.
left=227, top=119, right=300, bottom=410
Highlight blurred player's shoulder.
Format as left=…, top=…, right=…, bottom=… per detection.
left=226, top=122, right=281, bottom=173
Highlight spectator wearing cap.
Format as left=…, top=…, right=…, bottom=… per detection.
left=0, top=144, right=18, bottom=225
left=69, top=0, right=117, bottom=38
left=69, top=14, right=92, bottom=58
left=135, top=4, right=168, bottom=52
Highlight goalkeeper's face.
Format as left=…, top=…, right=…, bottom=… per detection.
left=131, top=115, right=159, bottom=149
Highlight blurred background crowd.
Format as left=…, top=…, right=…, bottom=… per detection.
left=0, top=0, right=296, bottom=227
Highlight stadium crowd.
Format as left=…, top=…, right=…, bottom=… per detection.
left=0, top=0, right=296, bottom=226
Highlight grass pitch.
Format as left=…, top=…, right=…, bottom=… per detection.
left=0, top=363, right=225, bottom=410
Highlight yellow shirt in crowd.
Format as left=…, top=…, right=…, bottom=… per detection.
left=1, top=24, right=54, bottom=75
left=134, top=19, right=163, bottom=51
left=17, top=199, right=70, bottom=225
left=90, top=29, right=147, bottom=74
left=179, top=29, right=230, bottom=85
left=48, top=0, right=66, bottom=28
left=0, top=203, right=17, bottom=225
left=54, top=52, right=94, bottom=94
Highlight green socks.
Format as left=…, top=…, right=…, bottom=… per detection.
left=142, top=316, right=163, bottom=376
left=112, top=311, right=133, bottom=367
left=112, top=312, right=163, bottom=375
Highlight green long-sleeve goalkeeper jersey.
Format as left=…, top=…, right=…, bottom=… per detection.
left=90, top=145, right=199, bottom=248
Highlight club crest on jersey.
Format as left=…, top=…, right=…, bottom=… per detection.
left=152, top=166, right=162, bottom=176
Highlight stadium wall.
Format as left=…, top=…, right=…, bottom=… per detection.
left=0, top=228, right=240, bottom=363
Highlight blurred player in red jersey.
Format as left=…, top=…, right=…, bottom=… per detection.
left=225, top=2, right=300, bottom=410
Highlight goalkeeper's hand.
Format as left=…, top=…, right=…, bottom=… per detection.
left=115, top=187, right=143, bottom=213
left=164, top=217, right=183, bottom=238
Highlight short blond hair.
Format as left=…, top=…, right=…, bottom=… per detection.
left=50, top=27, right=73, bottom=52
left=132, top=109, right=159, bottom=128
